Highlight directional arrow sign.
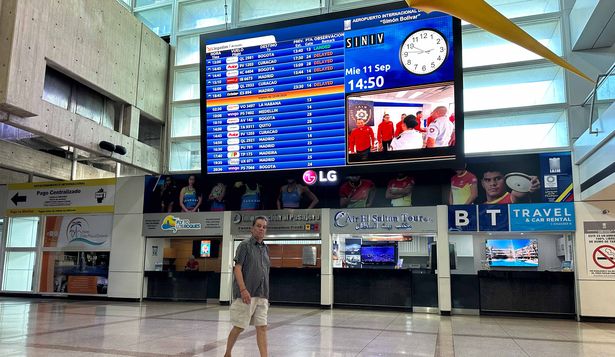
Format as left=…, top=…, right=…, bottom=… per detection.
left=11, top=192, right=27, bottom=206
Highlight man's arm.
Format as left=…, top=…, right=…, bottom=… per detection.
left=233, top=264, right=251, bottom=304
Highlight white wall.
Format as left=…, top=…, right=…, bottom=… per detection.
left=574, top=201, right=615, bottom=318
left=108, top=176, right=145, bottom=299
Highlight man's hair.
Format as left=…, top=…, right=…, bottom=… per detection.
left=252, top=216, right=268, bottom=226
left=416, top=111, right=422, bottom=116
left=383, top=113, right=389, bottom=118
left=403, top=114, right=418, bottom=129
left=482, top=169, right=504, bottom=179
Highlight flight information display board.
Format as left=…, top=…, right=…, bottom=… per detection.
left=201, top=4, right=462, bottom=174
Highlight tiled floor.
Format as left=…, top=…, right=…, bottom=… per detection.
left=0, top=298, right=614, bottom=356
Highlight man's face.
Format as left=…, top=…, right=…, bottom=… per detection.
left=251, top=219, right=268, bottom=240
left=416, top=113, right=423, bottom=120
left=383, top=115, right=390, bottom=122
left=482, top=171, right=505, bottom=198
left=356, top=119, right=365, bottom=128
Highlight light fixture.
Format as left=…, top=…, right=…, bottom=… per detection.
left=99, top=141, right=115, bottom=152
left=408, top=91, right=424, bottom=99
left=99, top=141, right=127, bottom=156
left=114, top=145, right=127, bottom=155
left=395, top=91, right=408, bottom=98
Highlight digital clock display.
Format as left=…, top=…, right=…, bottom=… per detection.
left=201, top=3, right=461, bottom=174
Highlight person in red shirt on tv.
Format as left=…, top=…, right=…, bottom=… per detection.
left=414, top=111, right=426, bottom=132
left=348, top=118, right=375, bottom=161
left=377, top=113, right=394, bottom=152
left=394, top=113, right=405, bottom=137
left=339, top=176, right=375, bottom=208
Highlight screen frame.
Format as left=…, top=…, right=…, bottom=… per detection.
left=485, top=239, right=539, bottom=268
left=199, top=1, right=464, bottom=179
left=360, top=243, right=398, bottom=265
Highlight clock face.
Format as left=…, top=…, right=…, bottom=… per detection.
left=400, top=29, right=449, bottom=75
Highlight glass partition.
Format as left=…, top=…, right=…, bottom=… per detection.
left=2, top=217, right=40, bottom=292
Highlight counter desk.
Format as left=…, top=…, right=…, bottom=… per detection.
left=478, top=270, right=575, bottom=316
left=144, top=271, right=220, bottom=301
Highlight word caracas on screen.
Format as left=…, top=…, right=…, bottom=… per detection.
left=202, top=6, right=458, bottom=174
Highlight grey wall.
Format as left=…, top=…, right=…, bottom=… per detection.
left=0, top=0, right=168, bottom=174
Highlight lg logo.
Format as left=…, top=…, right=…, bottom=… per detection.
left=303, top=170, right=338, bottom=186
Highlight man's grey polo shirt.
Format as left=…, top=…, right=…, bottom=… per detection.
left=233, top=236, right=270, bottom=299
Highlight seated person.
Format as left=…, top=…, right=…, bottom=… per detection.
left=184, top=255, right=199, bottom=271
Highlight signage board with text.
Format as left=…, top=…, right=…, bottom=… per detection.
left=230, top=209, right=321, bottom=235
left=142, top=212, right=224, bottom=237
left=331, top=207, right=437, bottom=234
left=7, top=179, right=116, bottom=216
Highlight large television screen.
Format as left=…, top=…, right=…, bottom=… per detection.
left=361, top=244, right=397, bottom=264
left=200, top=2, right=463, bottom=175
left=486, top=239, right=538, bottom=267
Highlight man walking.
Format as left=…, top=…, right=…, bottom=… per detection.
left=225, top=216, right=270, bottom=357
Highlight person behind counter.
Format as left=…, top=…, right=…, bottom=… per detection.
left=184, top=255, right=199, bottom=271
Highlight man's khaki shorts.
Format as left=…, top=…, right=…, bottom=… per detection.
left=229, top=297, right=269, bottom=329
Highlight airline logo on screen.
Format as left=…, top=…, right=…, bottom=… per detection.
left=160, top=215, right=202, bottom=233
left=303, top=170, right=337, bottom=186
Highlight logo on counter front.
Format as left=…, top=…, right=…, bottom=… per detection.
left=161, top=215, right=202, bottom=233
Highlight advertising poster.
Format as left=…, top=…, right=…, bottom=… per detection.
left=39, top=251, right=109, bottom=295
left=344, top=238, right=362, bottom=268
left=44, top=215, right=113, bottom=250
left=142, top=153, right=574, bottom=212
left=585, top=222, right=615, bottom=278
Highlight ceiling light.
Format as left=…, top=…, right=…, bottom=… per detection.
left=395, top=91, right=408, bottom=98
left=408, top=91, right=424, bottom=99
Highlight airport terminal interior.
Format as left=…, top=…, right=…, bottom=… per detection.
left=0, top=0, right=615, bottom=356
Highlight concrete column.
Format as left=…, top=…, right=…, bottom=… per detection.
left=436, top=205, right=452, bottom=314
left=219, top=211, right=234, bottom=304
left=122, top=105, right=141, bottom=139
left=320, top=209, right=333, bottom=307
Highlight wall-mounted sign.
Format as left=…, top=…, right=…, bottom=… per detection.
left=303, top=170, right=338, bottom=186
left=142, top=212, right=223, bottom=237
left=330, top=207, right=437, bottom=234
left=230, top=209, right=321, bottom=235
left=7, top=179, right=116, bottom=216
left=448, top=202, right=576, bottom=232
left=509, top=203, right=575, bottom=231
left=585, top=222, right=615, bottom=278
left=44, top=215, right=113, bottom=250
left=478, top=204, right=509, bottom=232
left=448, top=204, right=477, bottom=232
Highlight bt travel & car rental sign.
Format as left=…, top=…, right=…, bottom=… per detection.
left=448, top=202, right=575, bottom=232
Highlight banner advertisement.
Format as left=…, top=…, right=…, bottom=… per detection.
left=230, top=209, right=321, bottom=236
left=143, top=153, right=573, bottom=214
left=142, top=212, right=224, bottom=237
left=449, top=202, right=576, bottom=232
left=585, top=222, right=615, bottom=278
left=331, top=207, right=437, bottom=234
left=44, top=215, right=113, bottom=250
left=39, top=251, right=109, bottom=295
left=7, top=178, right=115, bottom=216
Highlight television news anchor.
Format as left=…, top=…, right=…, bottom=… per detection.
left=225, top=216, right=270, bottom=357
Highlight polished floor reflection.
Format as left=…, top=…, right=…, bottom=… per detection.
left=1, top=298, right=614, bottom=356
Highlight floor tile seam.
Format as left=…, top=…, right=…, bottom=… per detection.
left=354, top=315, right=395, bottom=357
left=23, top=342, right=190, bottom=357
left=452, top=332, right=615, bottom=346
left=287, top=322, right=440, bottom=336
left=176, top=309, right=323, bottom=356
left=0, top=305, right=217, bottom=340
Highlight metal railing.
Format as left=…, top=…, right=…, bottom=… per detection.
left=582, top=63, right=615, bottom=135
